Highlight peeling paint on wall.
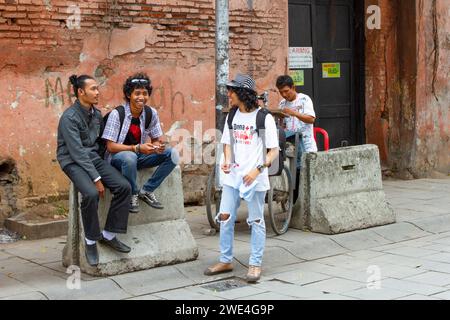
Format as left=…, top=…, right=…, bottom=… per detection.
left=10, top=91, right=22, bottom=110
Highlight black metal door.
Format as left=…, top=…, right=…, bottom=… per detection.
left=288, top=0, right=364, bottom=149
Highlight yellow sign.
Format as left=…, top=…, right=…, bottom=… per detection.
left=322, top=63, right=341, bottom=78
left=290, top=70, right=304, bottom=86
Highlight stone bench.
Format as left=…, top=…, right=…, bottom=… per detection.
left=291, top=144, right=395, bottom=234
left=63, top=166, right=198, bottom=276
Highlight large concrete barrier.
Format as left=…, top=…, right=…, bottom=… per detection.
left=291, top=144, right=395, bottom=234
left=63, top=166, right=199, bottom=276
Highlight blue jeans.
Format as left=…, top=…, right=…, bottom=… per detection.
left=110, top=148, right=176, bottom=195
left=217, top=185, right=267, bottom=267
left=285, top=130, right=306, bottom=169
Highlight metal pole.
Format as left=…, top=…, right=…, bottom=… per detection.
left=215, top=0, right=229, bottom=134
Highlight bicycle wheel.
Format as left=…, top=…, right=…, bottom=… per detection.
left=268, top=165, right=293, bottom=235
left=206, top=167, right=221, bottom=231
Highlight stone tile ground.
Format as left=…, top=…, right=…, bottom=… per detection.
left=0, top=178, right=449, bottom=300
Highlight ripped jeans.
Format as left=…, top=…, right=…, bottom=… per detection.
left=217, top=185, right=267, bottom=267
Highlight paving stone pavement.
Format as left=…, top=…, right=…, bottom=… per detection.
left=0, top=178, right=449, bottom=300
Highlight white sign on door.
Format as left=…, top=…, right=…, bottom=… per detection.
left=289, top=47, right=313, bottom=69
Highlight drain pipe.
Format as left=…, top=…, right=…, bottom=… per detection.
left=215, top=0, right=229, bottom=134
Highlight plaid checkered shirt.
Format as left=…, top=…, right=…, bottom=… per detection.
left=102, top=103, right=163, bottom=162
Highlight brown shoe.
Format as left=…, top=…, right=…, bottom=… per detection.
left=246, top=265, right=262, bottom=283
left=204, top=262, right=233, bottom=276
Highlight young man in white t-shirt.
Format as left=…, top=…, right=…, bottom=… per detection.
left=276, top=75, right=317, bottom=201
left=276, top=75, right=318, bottom=154
left=204, top=74, right=279, bottom=283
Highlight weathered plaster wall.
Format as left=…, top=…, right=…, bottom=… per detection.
left=413, top=0, right=450, bottom=178
left=365, top=0, right=449, bottom=178
left=0, top=0, right=288, bottom=217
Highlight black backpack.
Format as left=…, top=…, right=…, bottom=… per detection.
left=227, top=106, right=286, bottom=176
left=98, top=105, right=153, bottom=158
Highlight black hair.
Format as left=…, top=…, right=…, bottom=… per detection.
left=69, top=74, right=95, bottom=98
left=276, top=75, right=294, bottom=89
left=123, top=72, right=153, bottom=102
left=229, top=87, right=259, bottom=112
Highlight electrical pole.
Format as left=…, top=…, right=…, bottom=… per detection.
left=215, top=0, right=229, bottom=134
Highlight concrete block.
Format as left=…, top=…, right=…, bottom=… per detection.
left=63, top=166, right=198, bottom=276
left=292, top=145, right=395, bottom=234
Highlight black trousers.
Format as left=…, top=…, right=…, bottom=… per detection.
left=63, top=158, right=131, bottom=241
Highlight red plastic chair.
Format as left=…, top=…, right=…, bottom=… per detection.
left=314, top=127, right=330, bottom=151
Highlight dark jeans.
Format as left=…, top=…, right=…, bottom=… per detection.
left=63, top=158, right=131, bottom=241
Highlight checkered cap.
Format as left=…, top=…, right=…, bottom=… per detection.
left=226, top=74, right=256, bottom=92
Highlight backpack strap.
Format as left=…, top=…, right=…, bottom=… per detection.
left=144, top=106, right=153, bottom=130
left=115, top=105, right=126, bottom=143
left=256, top=108, right=269, bottom=153
left=255, top=108, right=269, bottom=136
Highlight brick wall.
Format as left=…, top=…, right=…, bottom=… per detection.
left=0, top=0, right=288, bottom=214
left=0, top=0, right=285, bottom=74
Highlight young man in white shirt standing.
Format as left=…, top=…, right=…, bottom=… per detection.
left=204, top=74, right=279, bottom=283
left=276, top=75, right=317, bottom=200
left=276, top=75, right=318, bottom=154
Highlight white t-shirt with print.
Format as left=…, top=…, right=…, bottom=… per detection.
left=279, top=93, right=318, bottom=152
left=221, top=108, right=279, bottom=192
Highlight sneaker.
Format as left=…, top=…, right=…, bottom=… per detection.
left=138, top=190, right=164, bottom=209
left=129, top=194, right=139, bottom=213
left=246, top=265, right=262, bottom=283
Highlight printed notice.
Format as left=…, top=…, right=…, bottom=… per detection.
left=289, top=70, right=304, bottom=86
left=322, top=63, right=341, bottom=78
left=289, top=47, right=313, bottom=69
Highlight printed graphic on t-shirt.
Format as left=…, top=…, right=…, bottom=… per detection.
left=233, top=124, right=256, bottom=145
left=124, top=117, right=141, bottom=145
left=221, top=109, right=278, bottom=192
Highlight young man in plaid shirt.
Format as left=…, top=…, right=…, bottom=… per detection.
left=102, top=72, right=177, bottom=213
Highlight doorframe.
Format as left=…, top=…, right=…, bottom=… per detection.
left=354, top=0, right=366, bottom=145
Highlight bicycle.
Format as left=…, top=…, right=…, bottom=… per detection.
left=205, top=92, right=297, bottom=235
